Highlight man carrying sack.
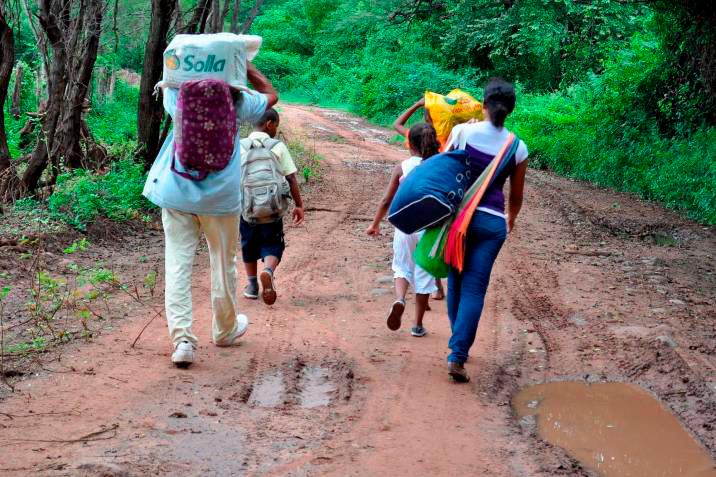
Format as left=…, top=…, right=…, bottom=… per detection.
left=143, top=34, right=278, bottom=368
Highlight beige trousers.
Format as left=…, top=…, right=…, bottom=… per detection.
left=162, top=208, right=240, bottom=346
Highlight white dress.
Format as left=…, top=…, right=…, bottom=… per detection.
left=391, top=156, right=438, bottom=294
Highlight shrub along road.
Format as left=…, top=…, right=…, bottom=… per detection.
left=0, top=105, right=713, bottom=476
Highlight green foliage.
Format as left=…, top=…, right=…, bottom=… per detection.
left=47, top=158, right=152, bottom=230
left=511, top=33, right=716, bottom=224
left=286, top=137, right=323, bottom=182
left=63, top=238, right=90, bottom=255
left=253, top=0, right=715, bottom=223
left=87, top=78, right=140, bottom=145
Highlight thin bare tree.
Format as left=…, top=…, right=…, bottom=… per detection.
left=0, top=6, right=20, bottom=201
left=240, top=0, right=264, bottom=34
left=137, top=0, right=177, bottom=168
left=230, top=0, right=241, bottom=33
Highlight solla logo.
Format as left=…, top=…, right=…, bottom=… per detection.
left=165, top=50, right=226, bottom=73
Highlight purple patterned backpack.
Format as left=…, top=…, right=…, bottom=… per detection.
left=172, top=79, right=237, bottom=181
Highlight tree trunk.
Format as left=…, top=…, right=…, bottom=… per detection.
left=184, top=0, right=211, bottom=34
left=137, top=0, right=177, bottom=169
left=55, top=0, right=105, bottom=169
left=220, top=0, right=231, bottom=31
left=108, top=69, right=116, bottom=99
left=96, top=66, right=107, bottom=102
left=10, top=64, right=23, bottom=119
left=22, top=0, right=107, bottom=189
left=208, top=0, right=222, bottom=33
left=240, top=0, right=264, bottom=34
left=22, top=0, right=70, bottom=192
left=230, top=0, right=241, bottom=33
left=0, top=10, right=20, bottom=201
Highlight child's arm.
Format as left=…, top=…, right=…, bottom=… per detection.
left=286, top=173, right=304, bottom=225
left=366, top=165, right=403, bottom=236
left=393, top=98, right=425, bottom=138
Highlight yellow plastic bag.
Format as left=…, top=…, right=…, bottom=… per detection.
left=424, top=89, right=484, bottom=148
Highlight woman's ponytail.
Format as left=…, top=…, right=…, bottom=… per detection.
left=484, top=78, right=516, bottom=128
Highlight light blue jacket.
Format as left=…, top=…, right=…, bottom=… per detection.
left=142, top=88, right=268, bottom=215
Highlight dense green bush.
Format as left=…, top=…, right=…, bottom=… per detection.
left=87, top=78, right=140, bottom=146
left=511, top=32, right=716, bottom=223
left=47, top=158, right=152, bottom=230
left=251, top=0, right=715, bottom=224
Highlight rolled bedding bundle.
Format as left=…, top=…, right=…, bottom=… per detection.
left=388, top=149, right=472, bottom=235
left=157, top=33, right=262, bottom=89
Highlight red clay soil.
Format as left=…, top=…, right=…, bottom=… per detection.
left=0, top=105, right=714, bottom=476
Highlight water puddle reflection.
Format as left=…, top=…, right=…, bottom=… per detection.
left=513, top=381, right=716, bottom=477
left=299, top=366, right=335, bottom=408
left=248, top=371, right=285, bottom=407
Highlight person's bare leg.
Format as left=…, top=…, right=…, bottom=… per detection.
left=414, top=293, right=429, bottom=328
left=243, top=261, right=259, bottom=299
left=244, top=261, right=258, bottom=277
left=394, top=277, right=409, bottom=302
left=259, top=255, right=280, bottom=305
left=387, top=278, right=409, bottom=331
left=432, top=278, right=445, bottom=300
left=264, top=255, right=280, bottom=272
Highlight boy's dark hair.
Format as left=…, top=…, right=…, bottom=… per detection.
left=256, top=108, right=279, bottom=126
left=483, top=78, right=516, bottom=128
left=409, top=123, right=440, bottom=160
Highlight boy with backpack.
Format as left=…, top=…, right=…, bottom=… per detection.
left=239, top=108, right=304, bottom=305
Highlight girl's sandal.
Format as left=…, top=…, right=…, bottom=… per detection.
left=386, top=300, right=405, bottom=331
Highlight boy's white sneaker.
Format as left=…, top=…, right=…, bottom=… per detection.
left=215, top=314, right=249, bottom=347
left=172, top=340, right=194, bottom=368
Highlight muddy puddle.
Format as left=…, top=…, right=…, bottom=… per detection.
left=299, top=366, right=336, bottom=408
left=514, top=381, right=716, bottom=477
left=248, top=365, right=337, bottom=408
left=248, top=371, right=286, bottom=407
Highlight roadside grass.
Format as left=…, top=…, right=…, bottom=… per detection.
left=286, top=135, right=323, bottom=183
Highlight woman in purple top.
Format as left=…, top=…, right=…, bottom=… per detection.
left=443, top=78, right=529, bottom=383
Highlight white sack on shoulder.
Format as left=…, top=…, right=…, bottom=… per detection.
left=158, top=33, right=262, bottom=89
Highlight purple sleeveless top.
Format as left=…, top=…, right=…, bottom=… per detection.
left=465, top=144, right=517, bottom=216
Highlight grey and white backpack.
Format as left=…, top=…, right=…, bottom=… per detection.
left=240, top=137, right=291, bottom=224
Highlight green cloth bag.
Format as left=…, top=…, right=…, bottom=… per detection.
left=413, top=220, right=451, bottom=279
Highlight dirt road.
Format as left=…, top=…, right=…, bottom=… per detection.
left=0, top=105, right=714, bottom=476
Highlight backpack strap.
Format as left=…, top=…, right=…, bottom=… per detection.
left=261, top=138, right=281, bottom=151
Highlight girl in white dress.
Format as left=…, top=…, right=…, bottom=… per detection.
left=367, top=123, right=441, bottom=336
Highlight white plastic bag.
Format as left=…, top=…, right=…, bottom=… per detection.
left=159, top=33, right=262, bottom=89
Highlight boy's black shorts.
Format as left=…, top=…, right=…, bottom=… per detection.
left=240, top=218, right=285, bottom=263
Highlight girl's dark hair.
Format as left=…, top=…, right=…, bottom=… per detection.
left=483, top=78, right=516, bottom=128
left=408, top=123, right=440, bottom=160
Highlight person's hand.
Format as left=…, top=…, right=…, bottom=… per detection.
left=507, top=215, right=516, bottom=234
left=292, top=207, right=305, bottom=225
left=366, top=224, right=381, bottom=236
left=417, top=97, right=425, bottom=107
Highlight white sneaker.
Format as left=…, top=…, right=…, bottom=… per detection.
left=215, top=314, right=249, bottom=347
left=172, top=340, right=194, bottom=368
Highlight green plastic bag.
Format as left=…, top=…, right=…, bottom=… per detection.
left=414, top=221, right=451, bottom=279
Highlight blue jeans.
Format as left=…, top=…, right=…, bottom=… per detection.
left=447, top=211, right=507, bottom=364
